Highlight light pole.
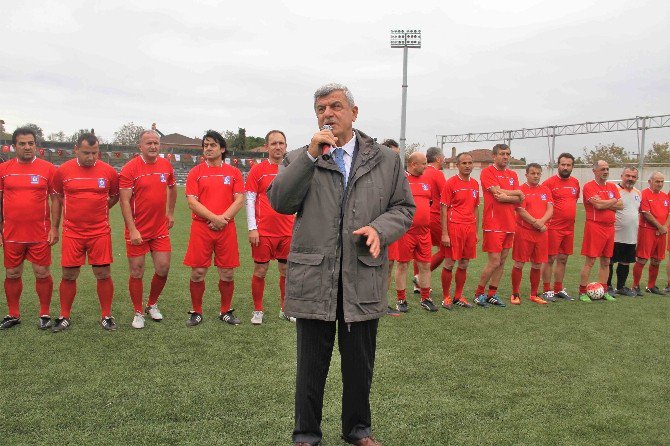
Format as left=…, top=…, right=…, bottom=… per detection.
left=391, top=29, right=421, bottom=165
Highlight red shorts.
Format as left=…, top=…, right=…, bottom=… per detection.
left=184, top=220, right=240, bottom=269
left=482, top=231, right=514, bottom=253
left=581, top=221, right=614, bottom=258
left=62, top=235, right=113, bottom=267
left=126, top=236, right=171, bottom=257
left=388, top=240, right=400, bottom=261
left=430, top=218, right=442, bottom=247
left=548, top=229, right=575, bottom=256
left=3, top=242, right=51, bottom=268
left=442, top=223, right=477, bottom=261
left=251, top=236, right=291, bottom=263
left=512, top=226, right=548, bottom=264
left=397, top=229, right=431, bottom=263
left=637, top=227, right=666, bottom=260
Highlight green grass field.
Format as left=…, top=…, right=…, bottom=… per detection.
left=1, top=187, right=669, bottom=445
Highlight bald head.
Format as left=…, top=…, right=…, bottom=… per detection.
left=407, top=152, right=427, bottom=176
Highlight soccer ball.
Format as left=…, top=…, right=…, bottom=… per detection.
left=586, top=282, right=605, bottom=300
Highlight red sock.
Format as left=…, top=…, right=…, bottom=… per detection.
left=147, top=273, right=167, bottom=306
left=279, top=275, right=286, bottom=310
left=430, top=252, right=444, bottom=271
left=219, top=280, right=234, bottom=313
left=475, top=284, right=485, bottom=296
left=420, top=287, right=431, bottom=301
left=543, top=282, right=551, bottom=293
left=579, top=284, right=587, bottom=295
left=189, top=280, right=205, bottom=313
left=396, top=289, right=406, bottom=301
left=511, top=267, right=522, bottom=295
left=4, top=277, right=23, bottom=317
left=35, top=276, right=53, bottom=316
left=648, top=264, right=659, bottom=288
left=128, top=277, right=143, bottom=313
left=454, top=268, right=467, bottom=299
left=487, top=285, right=498, bottom=297
left=554, top=281, right=563, bottom=293
left=441, top=268, right=453, bottom=298
left=97, top=278, right=114, bottom=318
left=59, top=279, right=77, bottom=318
left=251, top=275, right=265, bottom=311
left=633, top=262, right=643, bottom=287
left=530, top=268, right=541, bottom=296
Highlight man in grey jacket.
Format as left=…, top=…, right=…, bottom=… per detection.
left=269, top=83, right=414, bottom=446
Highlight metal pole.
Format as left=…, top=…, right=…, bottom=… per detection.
left=639, top=116, right=646, bottom=178
left=399, top=46, right=408, bottom=166
left=550, top=131, right=556, bottom=175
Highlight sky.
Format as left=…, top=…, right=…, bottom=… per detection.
left=3, top=0, right=670, bottom=163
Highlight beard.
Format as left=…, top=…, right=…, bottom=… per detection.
left=558, top=169, right=571, bottom=179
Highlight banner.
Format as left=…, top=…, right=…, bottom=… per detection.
left=174, top=154, right=181, bottom=162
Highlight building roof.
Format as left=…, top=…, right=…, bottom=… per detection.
left=161, top=133, right=202, bottom=146
left=444, top=148, right=525, bottom=165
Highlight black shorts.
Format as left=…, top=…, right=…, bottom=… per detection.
left=611, top=242, right=636, bottom=264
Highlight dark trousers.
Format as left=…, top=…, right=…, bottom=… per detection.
left=292, top=316, right=379, bottom=445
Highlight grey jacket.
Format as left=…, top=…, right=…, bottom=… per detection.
left=268, top=129, right=415, bottom=322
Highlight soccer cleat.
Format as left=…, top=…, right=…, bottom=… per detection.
left=454, top=297, right=473, bottom=308
left=131, top=312, right=145, bottom=329
left=530, top=295, right=548, bottom=305
left=186, top=311, right=203, bottom=327
left=664, top=285, right=670, bottom=294
left=579, top=294, right=591, bottom=302
left=251, top=310, right=264, bottom=325
left=555, top=289, right=574, bottom=301
left=602, top=293, right=616, bottom=302
left=386, top=306, right=402, bottom=317
left=38, top=315, right=52, bottom=330
left=0, top=315, right=21, bottom=330
left=474, top=294, right=489, bottom=308
left=100, top=316, right=117, bottom=331
left=616, top=287, right=637, bottom=297
left=420, top=298, right=438, bottom=312
left=279, top=310, right=296, bottom=323
left=219, top=310, right=241, bottom=325
left=607, top=285, right=615, bottom=295
left=541, top=291, right=556, bottom=302
left=52, top=317, right=71, bottom=333
left=486, top=294, right=506, bottom=307
left=645, top=286, right=667, bottom=296
left=396, top=300, right=409, bottom=313
left=633, top=286, right=644, bottom=297
left=441, top=296, right=453, bottom=310
left=510, top=295, right=521, bottom=305
left=145, top=304, right=163, bottom=321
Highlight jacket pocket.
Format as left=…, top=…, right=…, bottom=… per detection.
left=355, top=254, right=384, bottom=307
left=286, top=252, right=325, bottom=301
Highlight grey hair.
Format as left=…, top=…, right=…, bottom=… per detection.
left=622, top=165, right=638, bottom=173
left=649, top=171, right=664, bottom=180
left=138, top=130, right=160, bottom=141
left=426, top=146, right=444, bottom=163
left=314, top=83, right=355, bottom=109
left=593, top=159, right=608, bottom=169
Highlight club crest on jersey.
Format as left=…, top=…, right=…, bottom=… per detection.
left=541, top=194, right=547, bottom=200
left=508, top=178, right=514, bottom=186
left=665, top=200, right=669, bottom=207
left=160, top=173, right=166, bottom=183
left=422, top=184, right=429, bottom=191
left=634, top=195, right=640, bottom=202
left=472, top=190, right=478, bottom=198
left=30, top=175, right=39, bottom=184
left=571, top=187, right=577, bottom=195
left=223, top=176, right=231, bottom=185
left=97, top=178, right=106, bottom=188
left=607, top=191, right=614, bottom=199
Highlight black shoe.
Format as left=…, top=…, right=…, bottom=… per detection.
left=186, top=311, right=203, bottom=327
left=616, top=287, right=637, bottom=297
left=486, top=294, right=506, bottom=307
left=386, top=306, right=401, bottom=316
left=52, top=317, right=71, bottom=333
left=607, top=285, right=615, bottom=295
left=100, top=316, right=117, bottom=331
left=0, top=315, right=21, bottom=330
left=633, top=286, right=644, bottom=296
left=396, top=300, right=409, bottom=313
left=420, top=298, right=438, bottom=312
left=38, top=316, right=52, bottom=330
left=541, top=291, right=557, bottom=302
left=554, top=289, right=574, bottom=301
left=645, top=286, right=667, bottom=296
left=219, top=310, right=241, bottom=325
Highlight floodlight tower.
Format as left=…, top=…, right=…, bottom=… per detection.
left=391, top=29, right=421, bottom=165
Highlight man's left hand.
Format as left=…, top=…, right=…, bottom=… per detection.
left=166, top=214, right=175, bottom=229
left=353, top=226, right=381, bottom=258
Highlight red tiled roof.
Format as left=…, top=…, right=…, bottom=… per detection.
left=444, top=148, right=524, bottom=164
left=161, top=133, right=202, bottom=146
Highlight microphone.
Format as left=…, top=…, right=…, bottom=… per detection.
left=321, top=124, right=333, bottom=159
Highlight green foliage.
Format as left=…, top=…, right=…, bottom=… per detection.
left=582, top=143, right=635, bottom=166
left=20, top=123, right=44, bottom=142
left=113, top=122, right=145, bottom=145
left=46, top=131, right=68, bottom=142
left=644, top=142, right=670, bottom=164
left=246, top=135, right=265, bottom=150
left=69, top=129, right=93, bottom=144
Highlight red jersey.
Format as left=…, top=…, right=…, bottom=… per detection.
left=0, top=157, right=56, bottom=243
left=53, top=159, right=119, bottom=239
left=185, top=162, right=244, bottom=222
left=245, top=160, right=294, bottom=237
left=440, top=174, right=479, bottom=225
left=480, top=165, right=520, bottom=233
left=424, top=165, right=447, bottom=221
left=542, top=175, right=580, bottom=231
left=516, top=183, right=553, bottom=230
left=582, top=180, right=621, bottom=224
left=406, top=171, right=432, bottom=232
left=119, top=156, right=176, bottom=240
left=639, top=188, right=670, bottom=229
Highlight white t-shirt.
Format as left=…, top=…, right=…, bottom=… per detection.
left=614, top=186, right=641, bottom=244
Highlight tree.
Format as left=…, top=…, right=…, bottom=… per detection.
left=69, top=129, right=92, bottom=144
left=47, top=131, right=68, bottom=142
left=644, top=142, right=670, bottom=164
left=582, top=143, right=634, bottom=166
left=246, top=135, right=265, bottom=150
left=234, top=128, right=247, bottom=151
left=21, top=123, right=44, bottom=142
left=0, top=120, right=5, bottom=133
left=403, top=142, right=424, bottom=164
left=113, top=122, right=144, bottom=145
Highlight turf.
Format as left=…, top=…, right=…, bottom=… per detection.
left=1, top=187, right=669, bottom=445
